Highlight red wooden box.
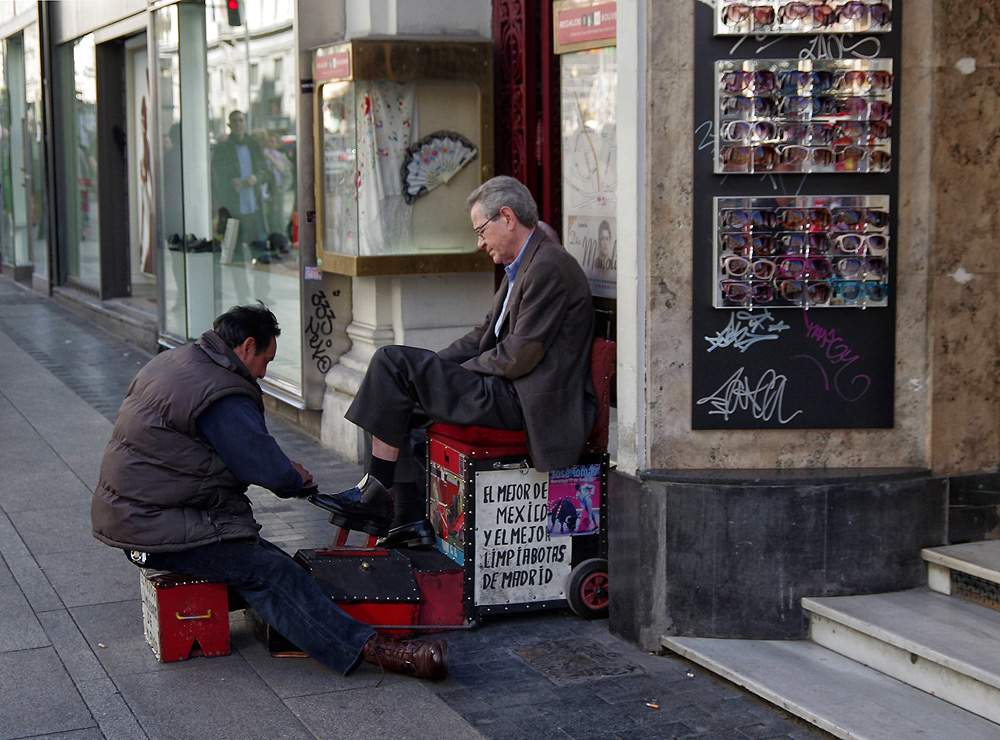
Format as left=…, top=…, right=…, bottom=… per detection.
left=140, top=570, right=230, bottom=662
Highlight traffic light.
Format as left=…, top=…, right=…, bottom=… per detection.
left=226, top=0, right=243, bottom=26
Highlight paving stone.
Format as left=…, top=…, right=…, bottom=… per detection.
left=0, top=584, right=49, bottom=652
left=0, top=647, right=95, bottom=738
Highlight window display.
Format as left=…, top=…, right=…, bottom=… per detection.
left=315, top=39, right=494, bottom=276
left=716, top=59, right=892, bottom=175
left=715, top=195, right=890, bottom=309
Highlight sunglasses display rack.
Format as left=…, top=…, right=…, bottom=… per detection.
left=715, top=1, right=892, bottom=36
left=714, top=195, right=890, bottom=309
left=716, top=58, right=892, bottom=175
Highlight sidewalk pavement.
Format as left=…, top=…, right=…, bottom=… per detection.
left=0, top=275, right=829, bottom=740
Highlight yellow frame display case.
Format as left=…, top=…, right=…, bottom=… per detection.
left=313, top=38, right=495, bottom=276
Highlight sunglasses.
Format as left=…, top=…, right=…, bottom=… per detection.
left=777, top=70, right=835, bottom=94
left=722, top=120, right=778, bottom=142
left=720, top=280, right=776, bottom=305
left=805, top=281, right=831, bottom=305
left=833, top=121, right=890, bottom=141
left=832, top=233, right=889, bottom=253
left=721, top=255, right=779, bottom=280
left=722, top=233, right=778, bottom=255
left=777, top=255, right=832, bottom=279
left=722, top=3, right=777, bottom=27
left=777, top=232, right=831, bottom=254
left=833, top=255, right=887, bottom=279
left=837, top=2, right=891, bottom=27
left=721, top=96, right=780, bottom=118
left=831, top=208, right=889, bottom=230
left=777, top=207, right=831, bottom=231
left=833, top=70, right=894, bottom=94
left=720, top=208, right=778, bottom=230
left=721, top=70, right=778, bottom=94
left=778, top=2, right=836, bottom=26
left=833, top=279, right=889, bottom=302
left=720, top=145, right=781, bottom=170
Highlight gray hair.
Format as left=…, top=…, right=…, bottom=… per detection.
left=467, top=176, right=538, bottom=228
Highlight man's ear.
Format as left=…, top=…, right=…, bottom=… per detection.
left=234, top=336, right=255, bottom=364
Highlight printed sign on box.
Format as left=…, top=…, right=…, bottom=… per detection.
left=474, top=468, right=571, bottom=607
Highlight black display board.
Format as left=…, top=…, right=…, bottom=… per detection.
left=691, top=1, right=900, bottom=429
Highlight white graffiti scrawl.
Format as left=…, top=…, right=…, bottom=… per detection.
left=705, top=309, right=790, bottom=353
left=696, top=367, right=804, bottom=424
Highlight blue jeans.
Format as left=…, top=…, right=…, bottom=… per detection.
left=144, top=539, right=375, bottom=675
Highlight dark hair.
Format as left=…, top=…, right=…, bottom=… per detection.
left=467, top=175, right=538, bottom=228
left=214, top=303, right=280, bottom=354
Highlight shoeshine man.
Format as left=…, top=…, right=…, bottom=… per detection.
left=313, top=176, right=597, bottom=546
left=91, top=304, right=446, bottom=680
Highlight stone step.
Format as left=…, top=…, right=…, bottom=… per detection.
left=803, top=588, right=1000, bottom=725
left=923, top=540, right=1000, bottom=607
left=661, top=635, right=1000, bottom=740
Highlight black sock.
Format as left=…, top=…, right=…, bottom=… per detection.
left=390, top=482, right=426, bottom=527
left=367, top=456, right=396, bottom=491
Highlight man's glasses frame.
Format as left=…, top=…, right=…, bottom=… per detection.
left=473, top=211, right=500, bottom=239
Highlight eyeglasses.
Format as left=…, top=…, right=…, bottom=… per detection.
left=833, top=279, right=889, bottom=302
left=832, top=233, right=889, bottom=253
left=473, top=211, right=500, bottom=239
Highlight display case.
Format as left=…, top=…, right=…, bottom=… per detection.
left=313, top=38, right=495, bottom=276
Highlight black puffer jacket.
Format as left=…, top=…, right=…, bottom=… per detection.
left=91, top=331, right=264, bottom=552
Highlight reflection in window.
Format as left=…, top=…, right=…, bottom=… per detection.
left=63, top=33, right=100, bottom=288
left=205, top=3, right=301, bottom=391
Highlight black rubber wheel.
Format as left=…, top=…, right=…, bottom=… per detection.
left=565, top=558, right=609, bottom=619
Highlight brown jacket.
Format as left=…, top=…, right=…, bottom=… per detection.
left=438, top=230, right=596, bottom=470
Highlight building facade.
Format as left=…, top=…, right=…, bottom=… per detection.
left=1, top=0, right=996, bottom=650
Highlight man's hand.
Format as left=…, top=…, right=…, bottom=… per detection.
left=291, top=461, right=313, bottom=489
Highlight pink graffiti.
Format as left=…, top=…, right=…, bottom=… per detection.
left=797, top=312, right=871, bottom=402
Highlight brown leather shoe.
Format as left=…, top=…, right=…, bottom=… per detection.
left=362, top=635, right=448, bottom=680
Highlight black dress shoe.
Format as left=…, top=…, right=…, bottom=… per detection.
left=376, top=518, right=435, bottom=549
left=308, top=474, right=393, bottom=536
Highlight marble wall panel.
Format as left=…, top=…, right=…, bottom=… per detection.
left=927, top=0, right=1000, bottom=473
left=929, top=275, right=1000, bottom=473
left=641, top=1, right=933, bottom=472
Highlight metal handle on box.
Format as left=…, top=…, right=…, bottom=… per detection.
left=175, top=610, right=213, bottom=620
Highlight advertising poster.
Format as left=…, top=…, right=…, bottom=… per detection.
left=547, top=463, right=602, bottom=537
left=565, top=215, right=616, bottom=298
left=560, top=45, right=617, bottom=299
left=474, top=468, right=571, bottom=607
